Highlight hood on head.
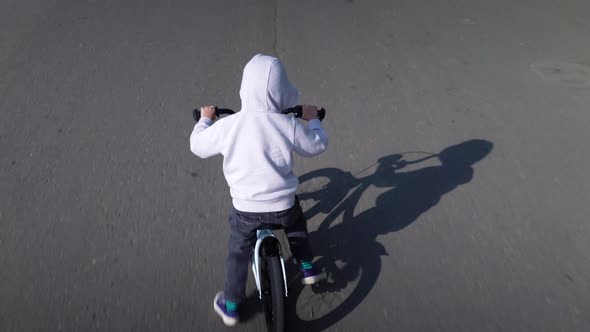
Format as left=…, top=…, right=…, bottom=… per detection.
left=239, top=54, right=299, bottom=112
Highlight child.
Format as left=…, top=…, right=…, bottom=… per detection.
left=190, top=54, right=328, bottom=326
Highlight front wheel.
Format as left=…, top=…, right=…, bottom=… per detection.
left=262, top=255, right=286, bottom=332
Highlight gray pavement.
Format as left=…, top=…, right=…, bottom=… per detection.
left=1, top=0, right=590, bottom=331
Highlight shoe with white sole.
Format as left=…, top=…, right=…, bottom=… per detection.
left=302, top=268, right=327, bottom=285
left=213, top=292, right=239, bottom=327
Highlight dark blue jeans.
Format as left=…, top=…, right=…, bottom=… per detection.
left=224, top=197, right=313, bottom=304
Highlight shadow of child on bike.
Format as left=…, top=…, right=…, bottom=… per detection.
left=283, top=139, right=493, bottom=331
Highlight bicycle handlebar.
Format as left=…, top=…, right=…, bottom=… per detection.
left=192, top=107, right=235, bottom=122
left=192, top=105, right=326, bottom=122
left=281, top=105, right=326, bottom=121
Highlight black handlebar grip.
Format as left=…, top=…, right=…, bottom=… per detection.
left=217, top=108, right=235, bottom=116
left=286, top=105, right=326, bottom=121
left=318, top=108, right=326, bottom=121
left=193, top=107, right=236, bottom=122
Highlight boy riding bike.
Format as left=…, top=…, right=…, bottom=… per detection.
left=189, top=54, right=328, bottom=326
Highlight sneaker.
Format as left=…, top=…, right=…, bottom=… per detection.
left=302, top=268, right=327, bottom=285
left=213, top=292, right=239, bottom=327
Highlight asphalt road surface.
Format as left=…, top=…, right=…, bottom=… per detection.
left=1, top=0, right=590, bottom=331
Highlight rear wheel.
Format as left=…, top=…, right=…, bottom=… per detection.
left=262, top=255, right=285, bottom=332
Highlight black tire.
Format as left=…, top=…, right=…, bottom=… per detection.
left=262, top=255, right=286, bottom=332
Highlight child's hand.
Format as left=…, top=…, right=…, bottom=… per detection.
left=301, top=105, right=319, bottom=121
left=200, top=105, right=217, bottom=121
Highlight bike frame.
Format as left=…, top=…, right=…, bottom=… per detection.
left=252, top=229, right=289, bottom=299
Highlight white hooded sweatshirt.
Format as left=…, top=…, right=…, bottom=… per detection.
left=190, top=54, right=328, bottom=212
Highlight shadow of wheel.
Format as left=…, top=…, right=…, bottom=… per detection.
left=289, top=168, right=384, bottom=331
left=286, top=251, right=382, bottom=331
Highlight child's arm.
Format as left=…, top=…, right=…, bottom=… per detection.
left=190, top=106, right=225, bottom=158
left=293, top=116, right=328, bottom=157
